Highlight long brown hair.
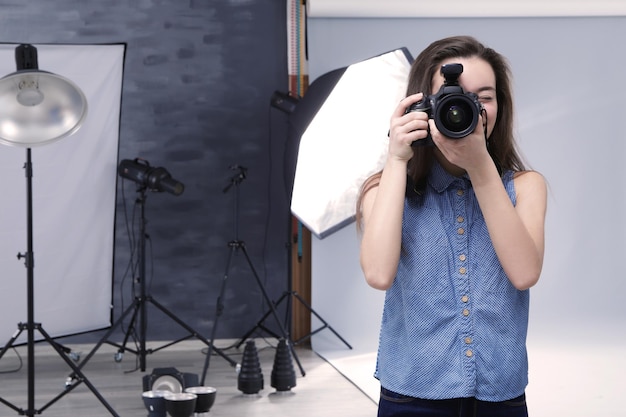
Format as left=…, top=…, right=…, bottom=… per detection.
left=356, top=36, right=526, bottom=225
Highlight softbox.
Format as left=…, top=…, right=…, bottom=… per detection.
left=290, top=47, right=413, bottom=239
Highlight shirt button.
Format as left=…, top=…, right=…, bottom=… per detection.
left=457, top=228, right=465, bottom=235
left=459, top=254, right=466, bottom=262
left=465, top=337, right=473, bottom=344
left=462, top=309, right=470, bottom=317
left=459, top=267, right=467, bottom=274
left=461, top=295, right=469, bottom=303
left=457, top=216, right=464, bottom=223
left=466, top=349, right=473, bottom=357
left=457, top=189, right=464, bottom=196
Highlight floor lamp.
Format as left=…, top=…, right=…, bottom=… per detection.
left=0, top=44, right=119, bottom=416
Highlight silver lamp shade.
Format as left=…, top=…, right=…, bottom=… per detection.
left=0, top=69, right=87, bottom=147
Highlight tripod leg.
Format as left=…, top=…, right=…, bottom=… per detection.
left=37, top=325, right=120, bottom=416
left=113, top=300, right=141, bottom=358
left=235, top=291, right=290, bottom=349
left=147, top=297, right=236, bottom=368
left=292, top=292, right=352, bottom=349
left=72, top=299, right=140, bottom=374
left=0, top=396, right=21, bottom=415
left=239, top=245, right=306, bottom=376
left=0, top=326, right=24, bottom=361
left=0, top=326, right=26, bottom=414
left=282, top=290, right=293, bottom=332
left=200, top=244, right=236, bottom=385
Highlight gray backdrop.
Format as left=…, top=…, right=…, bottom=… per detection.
left=0, top=1, right=292, bottom=344
left=306, top=14, right=626, bottom=347
left=306, top=13, right=626, bottom=415
left=309, top=17, right=626, bottom=344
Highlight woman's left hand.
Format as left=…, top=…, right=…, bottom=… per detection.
left=428, top=114, right=491, bottom=173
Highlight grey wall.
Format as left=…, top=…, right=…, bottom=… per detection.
left=304, top=15, right=626, bottom=414
left=306, top=15, right=626, bottom=344
left=306, top=15, right=626, bottom=411
left=0, top=1, right=291, bottom=342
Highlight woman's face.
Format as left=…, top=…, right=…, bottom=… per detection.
left=431, top=56, right=498, bottom=140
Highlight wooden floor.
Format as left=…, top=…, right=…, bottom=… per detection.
left=0, top=337, right=377, bottom=417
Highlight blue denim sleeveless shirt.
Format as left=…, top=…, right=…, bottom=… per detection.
left=375, top=161, right=529, bottom=402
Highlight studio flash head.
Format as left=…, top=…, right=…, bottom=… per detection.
left=118, top=158, right=184, bottom=196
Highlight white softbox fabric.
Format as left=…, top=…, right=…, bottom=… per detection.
left=290, top=48, right=412, bottom=239
left=0, top=43, right=124, bottom=343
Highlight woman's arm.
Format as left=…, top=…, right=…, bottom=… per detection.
left=359, top=158, right=408, bottom=290
left=470, top=165, right=547, bottom=290
left=359, top=94, right=428, bottom=290
left=431, top=117, right=547, bottom=291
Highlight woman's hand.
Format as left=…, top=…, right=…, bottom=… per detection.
left=428, top=114, right=492, bottom=173
left=388, top=93, right=429, bottom=160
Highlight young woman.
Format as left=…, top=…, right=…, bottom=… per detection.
left=357, top=36, right=547, bottom=417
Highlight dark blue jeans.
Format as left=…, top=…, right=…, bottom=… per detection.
left=378, top=387, right=528, bottom=417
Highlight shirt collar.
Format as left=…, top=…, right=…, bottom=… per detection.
left=428, top=160, right=471, bottom=193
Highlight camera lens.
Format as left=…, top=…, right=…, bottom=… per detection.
left=446, top=105, right=466, bottom=126
left=435, top=94, right=479, bottom=139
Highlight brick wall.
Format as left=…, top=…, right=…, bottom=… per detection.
left=0, top=0, right=291, bottom=342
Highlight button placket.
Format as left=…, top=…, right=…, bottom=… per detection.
left=454, top=184, right=475, bottom=368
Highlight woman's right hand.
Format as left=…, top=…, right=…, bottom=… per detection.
left=388, top=93, right=429, bottom=161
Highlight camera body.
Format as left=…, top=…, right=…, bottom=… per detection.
left=406, top=63, right=482, bottom=147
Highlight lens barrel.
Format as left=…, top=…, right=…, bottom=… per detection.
left=434, top=94, right=479, bottom=139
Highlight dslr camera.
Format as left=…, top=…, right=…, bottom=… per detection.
left=406, top=63, right=483, bottom=146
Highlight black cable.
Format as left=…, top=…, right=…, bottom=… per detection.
left=0, top=347, right=23, bottom=374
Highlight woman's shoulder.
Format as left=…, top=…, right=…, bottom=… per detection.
left=512, top=169, right=547, bottom=199
left=512, top=169, right=545, bottom=184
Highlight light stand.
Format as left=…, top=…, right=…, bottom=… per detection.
left=200, top=165, right=305, bottom=385
left=0, top=44, right=119, bottom=416
left=71, top=160, right=237, bottom=375
left=236, top=89, right=353, bottom=352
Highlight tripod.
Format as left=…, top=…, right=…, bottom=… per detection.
left=236, top=290, right=352, bottom=349
left=236, top=214, right=352, bottom=350
left=200, top=165, right=304, bottom=385
left=72, top=184, right=237, bottom=377
left=0, top=149, right=119, bottom=417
